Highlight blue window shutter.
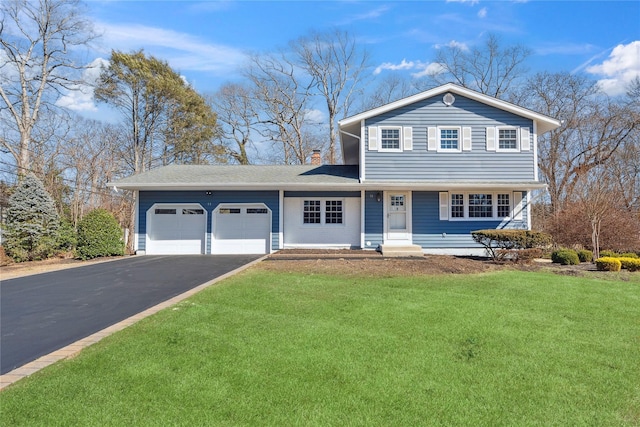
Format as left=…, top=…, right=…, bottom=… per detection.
left=368, top=126, right=378, bottom=151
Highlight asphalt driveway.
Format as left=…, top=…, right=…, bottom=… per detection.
left=1, top=255, right=261, bottom=375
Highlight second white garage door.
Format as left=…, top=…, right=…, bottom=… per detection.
left=212, top=204, right=271, bottom=254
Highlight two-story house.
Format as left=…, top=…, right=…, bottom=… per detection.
left=108, top=83, right=560, bottom=256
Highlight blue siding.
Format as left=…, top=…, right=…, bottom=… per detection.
left=364, top=94, right=534, bottom=181
left=138, top=190, right=280, bottom=253
left=412, top=191, right=528, bottom=249
left=364, top=191, right=383, bottom=249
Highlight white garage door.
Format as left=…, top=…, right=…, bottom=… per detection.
left=146, top=204, right=206, bottom=254
left=212, top=205, right=271, bottom=254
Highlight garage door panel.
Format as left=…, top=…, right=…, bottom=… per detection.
left=212, top=205, right=270, bottom=255
left=146, top=205, right=206, bottom=255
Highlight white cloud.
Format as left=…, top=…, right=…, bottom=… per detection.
left=55, top=58, right=109, bottom=112
left=435, top=40, right=469, bottom=51
left=477, top=7, right=488, bottom=18
left=412, top=62, right=446, bottom=78
left=305, top=109, right=325, bottom=124
left=374, top=59, right=416, bottom=75
left=586, top=41, right=640, bottom=96
left=373, top=59, right=446, bottom=78
left=94, top=22, right=246, bottom=74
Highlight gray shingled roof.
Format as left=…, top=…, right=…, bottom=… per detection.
left=108, top=164, right=361, bottom=190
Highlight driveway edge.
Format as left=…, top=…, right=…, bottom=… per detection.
left=0, top=254, right=268, bottom=391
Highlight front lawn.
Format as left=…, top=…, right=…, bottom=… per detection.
left=3, top=269, right=639, bottom=426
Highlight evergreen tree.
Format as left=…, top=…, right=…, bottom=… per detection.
left=4, top=174, right=60, bottom=261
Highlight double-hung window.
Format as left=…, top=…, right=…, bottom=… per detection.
left=497, top=194, right=511, bottom=218
left=468, top=193, right=493, bottom=218
left=438, top=127, right=461, bottom=152
left=451, top=194, right=464, bottom=218
left=497, top=128, right=518, bottom=151
left=380, top=128, right=401, bottom=150
left=303, top=199, right=343, bottom=225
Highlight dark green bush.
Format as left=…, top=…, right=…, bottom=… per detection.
left=56, top=219, right=77, bottom=252
left=471, top=230, right=552, bottom=261
left=76, top=209, right=125, bottom=260
left=595, top=257, right=622, bottom=272
left=577, top=249, right=593, bottom=263
left=551, top=249, right=580, bottom=265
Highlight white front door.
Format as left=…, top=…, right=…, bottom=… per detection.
left=385, top=192, right=411, bottom=243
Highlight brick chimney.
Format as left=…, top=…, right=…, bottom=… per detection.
left=311, top=149, right=322, bottom=165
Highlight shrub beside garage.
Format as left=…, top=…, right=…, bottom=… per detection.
left=76, top=209, right=125, bottom=260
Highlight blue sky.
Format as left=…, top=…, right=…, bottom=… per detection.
left=62, top=0, right=640, bottom=112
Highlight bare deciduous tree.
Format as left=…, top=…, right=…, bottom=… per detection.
left=292, top=30, right=370, bottom=164
left=424, top=33, right=531, bottom=98
left=0, top=0, right=96, bottom=172
left=244, top=51, right=320, bottom=165
left=516, top=72, right=640, bottom=212
left=359, top=73, right=419, bottom=111
left=209, top=83, right=257, bottom=164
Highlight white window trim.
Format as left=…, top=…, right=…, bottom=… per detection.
left=378, top=126, right=403, bottom=152
left=301, top=198, right=346, bottom=227
left=496, top=126, right=521, bottom=153
left=446, top=192, right=516, bottom=221
left=437, top=126, right=462, bottom=153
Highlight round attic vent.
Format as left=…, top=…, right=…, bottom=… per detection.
left=443, top=93, right=455, bottom=106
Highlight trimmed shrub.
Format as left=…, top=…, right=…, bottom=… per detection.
left=599, top=250, right=617, bottom=258
left=577, top=249, right=593, bottom=263
left=496, top=248, right=543, bottom=264
left=76, top=209, right=125, bottom=260
left=471, top=229, right=552, bottom=261
left=551, top=249, right=580, bottom=265
left=619, top=257, right=640, bottom=272
left=595, top=257, right=622, bottom=272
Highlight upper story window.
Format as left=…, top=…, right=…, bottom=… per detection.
left=498, top=128, right=518, bottom=150
left=440, top=128, right=459, bottom=150
left=380, top=128, right=401, bottom=150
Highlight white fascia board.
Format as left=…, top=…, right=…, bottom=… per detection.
left=360, top=181, right=548, bottom=191
left=110, top=181, right=547, bottom=192
left=338, top=83, right=561, bottom=134
left=107, top=183, right=365, bottom=191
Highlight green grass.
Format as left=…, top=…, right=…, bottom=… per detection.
left=3, top=270, right=640, bottom=426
